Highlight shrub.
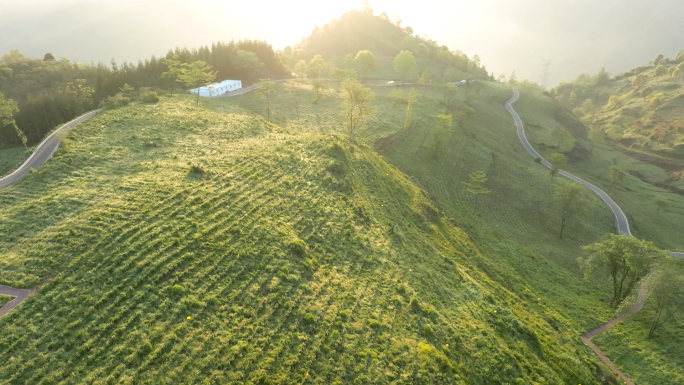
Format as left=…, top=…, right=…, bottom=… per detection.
left=288, top=238, right=307, bottom=256
left=189, top=163, right=206, bottom=174
left=100, top=93, right=130, bottom=109
left=303, top=312, right=315, bottom=324
left=170, top=284, right=184, bottom=297
left=640, top=86, right=654, bottom=97
left=141, top=91, right=160, bottom=103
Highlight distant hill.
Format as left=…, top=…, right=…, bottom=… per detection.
left=287, top=9, right=490, bottom=82
left=551, top=53, right=684, bottom=162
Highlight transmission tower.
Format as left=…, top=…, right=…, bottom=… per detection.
left=540, top=59, right=553, bottom=89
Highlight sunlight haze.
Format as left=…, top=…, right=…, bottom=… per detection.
left=2, top=0, right=683, bottom=86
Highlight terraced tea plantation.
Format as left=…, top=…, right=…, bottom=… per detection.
left=0, top=94, right=612, bottom=384
left=227, top=80, right=684, bottom=383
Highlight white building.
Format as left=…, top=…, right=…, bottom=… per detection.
left=189, top=79, right=242, bottom=97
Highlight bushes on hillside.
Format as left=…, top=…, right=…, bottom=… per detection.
left=141, top=91, right=160, bottom=103
left=640, top=86, right=654, bottom=97
left=100, top=94, right=130, bottom=109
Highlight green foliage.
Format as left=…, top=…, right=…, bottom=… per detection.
left=393, top=50, right=416, bottom=84
left=306, top=54, right=326, bottom=78
left=654, top=196, right=669, bottom=215
left=429, top=113, right=453, bottom=156
left=232, top=49, right=265, bottom=80
left=547, top=152, right=567, bottom=179
left=178, top=60, right=217, bottom=106
left=588, top=129, right=605, bottom=153
left=462, top=171, right=490, bottom=196
left=140, top=91, right=160, bottom=104
left=553, top=180, right=586, bottom=238
left=0, top=91, right=26, bottom=148
left=161, top=54, right=185, bottom=94
left=100, top=93, right=130, bottom=109
left=640, top=86, right=653, bottom=97
left=118, top=83, right=135, bottom=99
left=255, top=79, right=275, bottom=120
left=310, top=79, right=328, bottom=103
left=608, top=165, right=626, bottom=192
left=646, top=261, right=684, bottom=337
left=354, top=50, right=379, bottom=82
left=580, top=234, right=667, bottom=306
left=339, top=79, right=376, bottom=135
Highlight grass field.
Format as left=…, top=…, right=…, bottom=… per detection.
left=224, top=80, right=684, bottom=382
left=0, top=295, right=11, bottom=308
left=0, top=94, right=615, bottom=384
left=0, top=146, right=26, bottom=178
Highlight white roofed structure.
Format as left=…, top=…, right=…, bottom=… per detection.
left=189, top=79, right=242, bottom=97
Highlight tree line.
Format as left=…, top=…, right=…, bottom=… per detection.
left=0, top=40, right=288, bottom=146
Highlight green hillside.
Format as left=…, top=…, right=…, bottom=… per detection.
left=0, top=146, right=26, bottom=178
left=0, top=93, right=612, bottom=384
left=287, top=9, right=489, bottom=82
left=226, top=79, right=684, bottom=383
left=552, top=55, right=684, bottom=168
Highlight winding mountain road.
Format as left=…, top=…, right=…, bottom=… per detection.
left=0, top=110, right=100, bottom=318
left=0, top=110, right=100, bottom=190
left=506, top=88, right=683, bottom=385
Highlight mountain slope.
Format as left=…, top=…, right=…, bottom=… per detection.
left=0, top=94, right=610, bottom=384
left=226, top=78, right=684, bottom=383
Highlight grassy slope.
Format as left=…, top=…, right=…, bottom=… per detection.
left=0, top=95, right=606, bottom=384
left=513, top=83, right=684, bottom=384
left=554, top=66, right=684, bottom=157
left=0, top=146, right=26, bottom=178
left=0, top=295, right=10, bottom=308
left=229, top=80, right=684, bottom=382
left=516, top=84, right=684, bottom=252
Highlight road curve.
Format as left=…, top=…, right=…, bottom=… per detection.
left=0, top=109, right=100, bottom=318
left=0, top=110, right=100, bottom=190
left=506, top=89, right=682, bottom=259
left=505, top=88, right=684, bottom=384
left=0, top=285, right=32, bottom=318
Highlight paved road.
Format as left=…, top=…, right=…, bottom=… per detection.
left=0, top=109, right=99, bottom=318
left=0, top=285, right=32, bottom=318
left=505, top=88, right=684, bottom=384
left=506, top=89, right=683, bottom=259
left=0, top=110, right=100, bottom=190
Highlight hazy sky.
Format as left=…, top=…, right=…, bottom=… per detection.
left=2, top=0, right=683, bottom=86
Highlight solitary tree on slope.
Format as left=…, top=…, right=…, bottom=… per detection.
left=579, top=234, right=667, bottom=307
left=255, top=79, right=275, bottom=121
left=393, top=51, right=416, bottom=85
left=339, top=79, right=376, bottom=136
left=178, top=60, right=217, bottom=107
left=553, top=180, right=586, bottom=239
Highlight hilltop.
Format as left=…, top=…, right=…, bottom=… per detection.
left=286, top=9, right=490, bottom=82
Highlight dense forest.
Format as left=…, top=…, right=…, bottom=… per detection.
left=0, top=40, right=289, bottom=146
